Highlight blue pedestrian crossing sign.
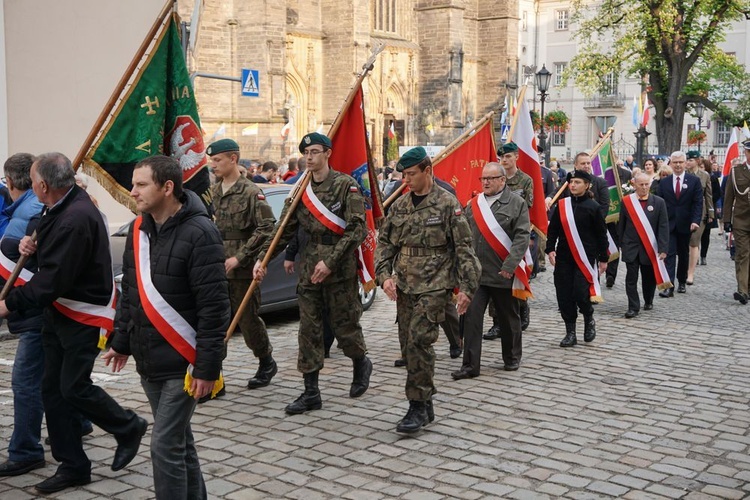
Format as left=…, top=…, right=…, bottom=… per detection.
left=241, top=69, right=259, bottom=97
left=500, top=124, right=510, bottom=142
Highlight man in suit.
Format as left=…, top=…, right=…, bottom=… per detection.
left=723, top=139, right=750, bottom=304
left=656, top=151, right=703, bottom=297
left=617, top=173, right=669, bottom=317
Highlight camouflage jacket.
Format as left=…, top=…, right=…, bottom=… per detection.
left=505, top=169, right=534, bottom=208
left=375, top=182, right=480, bottom=296
left=210, top=177, right=275, bottom=279
left=258, top=169, right=366, bottom=285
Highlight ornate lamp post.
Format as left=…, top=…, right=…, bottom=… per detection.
left=695, top=102, right=705, bottom=155
left=535, top=65, right=552, bottom=168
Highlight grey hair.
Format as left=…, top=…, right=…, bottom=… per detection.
left=74, top=172, right=89, bottom=190
left=670, top=151, right=686, bottom=162
left=34, top=153, right=76, bottom=190
left=484, top=162, right=507, bottom=177
left=3, top=153, right=35, bottom=190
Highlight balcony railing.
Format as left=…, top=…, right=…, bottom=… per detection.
left=584, top=93, right=626, bottom=108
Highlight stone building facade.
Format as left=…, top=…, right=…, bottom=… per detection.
left=178, top=0, right=518, bottom=166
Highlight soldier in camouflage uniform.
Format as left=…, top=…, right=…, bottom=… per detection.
left=254, top=132, right=372, bottom=415
left=376, top=146, right=480, bottom=434
left=484, top=142, right=534, bottom=340
left=207, top=139, right=278, bottom=389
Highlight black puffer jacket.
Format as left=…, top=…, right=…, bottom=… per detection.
left=111, top=191, right=229, bottom=382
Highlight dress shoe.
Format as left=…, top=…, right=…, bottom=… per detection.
left=624, top=309, right=639, bottom=319
left=483, top=325, right=500, bottom=340
left=0, top=458, right=45, bottom=477
left=606, top=276, right=615, bottom=288
left=700, top=257, right=707, bottom=265
left=659, top=288, right=674, bottom=298
left=677, top=283, right=686, bottom=293
left=451, top=368, right=479, bottom=380
left=112, top=417, right=148, bottom=471
left=394, top=357, right=406, bottom=367
left=247, top=356, right=277, bottom=389
left=35, top=471, right=91, bottom=494
left=449, top=346, right=463, bottom=359
left=504, top=362, right=520, bottom=371
left=643, top=303, right=653, bottom=311
left=539, top=265, right=547, bottom=273
left=734, top=291, right=749, bottom=305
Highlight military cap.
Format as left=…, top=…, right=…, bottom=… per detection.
left=498, top=142, right=519, bottom=155
left=396, top=146, right=430, bottom=172
left=686, top=150, right=701, bottom=159
left=567, top=169, right=593, bottom=183
left=206, top=138, right=239, bottom=156
left=742, top=139, right=750, bottom=151
left=299, top=132, right=332, bottom=153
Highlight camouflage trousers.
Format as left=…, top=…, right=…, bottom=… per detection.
left=297, top=279, right=366, bottom=373
left=229, top=279, right=272, bottom=359
left=396, top=288, right=452, bottom=401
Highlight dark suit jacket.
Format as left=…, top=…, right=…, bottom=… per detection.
left=617, top=194, right=669, bottom=265
left=656, top=172, right=703, bottom=234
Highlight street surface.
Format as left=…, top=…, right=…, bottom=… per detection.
left=0, top=233, right=749, bottom=499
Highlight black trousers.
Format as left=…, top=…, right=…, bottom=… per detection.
left=461, top=285, right=521, bottom=374
left=665, top=230, right=690, bottom=286
left=605, top=222, right=619, bottom=282
left=700, top=224, right=712, bottom=259
left=554, top=259, right=595, bottom=323
left=42, top=309, right=139, bottom=475
left=625, top=261, right=656, bottom=311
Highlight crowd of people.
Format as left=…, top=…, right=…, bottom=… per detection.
left=0, top=134, right=747, bottom=497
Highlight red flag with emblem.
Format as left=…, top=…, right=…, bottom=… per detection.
left=328, top=86, right=382, bottom=291
left=432, top=119, right=498, bottom=207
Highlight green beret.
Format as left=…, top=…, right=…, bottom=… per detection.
left=299, top=132, right=332, bottom=153
left=206, top=138, right=239, bottom=156
left=743, top=140, right=750, bottom=151
left=498, top=142, right=519, bottom=155
left=396, top=146, right=430, bottom=172
left=686, top=150, right=700, bottom=159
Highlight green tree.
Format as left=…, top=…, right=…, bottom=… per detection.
left=567, top=0, right=750, bottom=154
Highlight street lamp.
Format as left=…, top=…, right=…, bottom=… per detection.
left=536, top=65, right=552, bottom=168
left=695, top=102, right=705, bottom=155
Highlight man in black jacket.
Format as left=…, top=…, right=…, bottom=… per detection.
left=104, top=155, right=229, bottom=500
left=0, top=153, right=147, bottom=494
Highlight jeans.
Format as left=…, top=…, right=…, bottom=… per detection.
left=9, top=330, right=45, bottom=462
left=141, top=378, right=206, bottom=500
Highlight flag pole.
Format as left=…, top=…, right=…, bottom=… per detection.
left=383, top=110, right=496, bottom=209
left=1, top=0, right=175, bottom=300
left=72, top=0, right=175, bottom=170
left=225, top=47, right=384, bottom=342
left=505, top=84, right=529, bottom=144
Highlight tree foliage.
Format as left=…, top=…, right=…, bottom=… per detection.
left=566, top=0, right=750, bottom=153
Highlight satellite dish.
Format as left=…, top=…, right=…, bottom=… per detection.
left=189, top=0, right=204, bottom=53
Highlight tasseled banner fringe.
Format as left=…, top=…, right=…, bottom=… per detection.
left=184, top=370, right=225, bottom=400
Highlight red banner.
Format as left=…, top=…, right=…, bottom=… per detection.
left=328, top=86, right=381, bottom=290
left=433, top=120, right=498, bottom=207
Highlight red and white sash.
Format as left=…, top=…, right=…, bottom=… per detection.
left=558, top=198, right=603, bottom=302
left=621, top=194, right=672, bottom=290
left=472, top=194, right=533, bottom=300
left=132, top=217, right=223, bottom=397
left=0, top=240, right=116, bottom=349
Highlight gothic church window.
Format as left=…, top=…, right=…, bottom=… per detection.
left=374, top=0, right=397, bottom=33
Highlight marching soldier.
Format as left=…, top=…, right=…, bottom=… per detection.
left=545, top=170, right=608, bottom=347
left=376, top=146, right=480, bottom=433
left=208, top=138, right=278, bottom=389
left=253, top=132, right=372, bottom=414
left=724, top=139, right=750, bottom=304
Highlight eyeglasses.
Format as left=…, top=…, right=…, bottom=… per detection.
left=302, top=149, right=326, bottom=157
left=479, top=176, right=504, bottom=182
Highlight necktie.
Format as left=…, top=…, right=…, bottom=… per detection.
left=675, top=176, right=681, bottom=199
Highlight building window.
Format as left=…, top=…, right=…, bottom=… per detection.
left=556, top=10, right=569, bottom=30
left=602, top=72, right=618, bottom=95
left=554, top=62, right=567, bottom=86
left=522, top=11, right=528, bottom=31
left=552, top=128, right=566, bottom=146
left=373, top=0, right=397, bottom=33
left=715, top=121, right=731, bottom=146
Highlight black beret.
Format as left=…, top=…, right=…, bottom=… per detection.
left=567, top=169, right=593, bottom=183
left=299, top=132, right=332, bottom=153
left=206, top=138, right=239, bottom=156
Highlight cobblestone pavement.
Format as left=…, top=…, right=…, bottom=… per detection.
left=1, top=233, right=749, bottom=499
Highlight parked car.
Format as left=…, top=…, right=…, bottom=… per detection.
left=110, top=183, right=376, bottom=314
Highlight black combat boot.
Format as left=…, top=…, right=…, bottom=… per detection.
left=350, top=356, right=372, bottom=398
left=247, top=356, right=278, bottom=389
left=396, top=400, right=429, bottom=434
left=285, top=371, right=322, bottom=415
left=560, top=322, right=577, bottom=347
left=583, top=315, right=596, bottom=342
left=520, top=301, right=530, bottom=331
left=425, top=398, right=435, bottom=423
